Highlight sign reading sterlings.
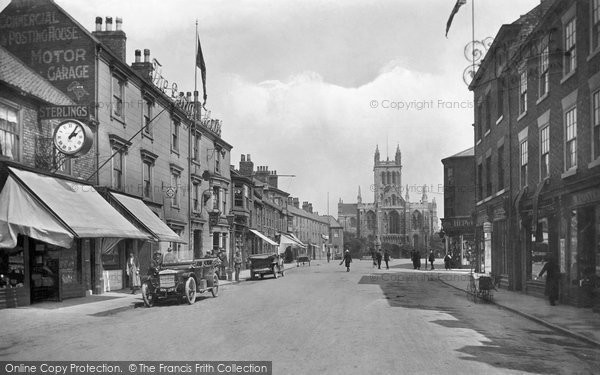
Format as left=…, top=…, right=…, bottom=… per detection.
left=0, top=0, right=95, bottom=104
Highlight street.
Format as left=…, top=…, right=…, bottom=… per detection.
left=1, top=259, right=599, bottom=375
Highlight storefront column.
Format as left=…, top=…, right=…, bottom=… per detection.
left=483, top=221, right=492, bottom=274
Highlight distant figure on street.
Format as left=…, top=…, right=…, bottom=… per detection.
left=428, top=251, right=435, bottom=270
left=340, top=249, right=352, bottom=272
left=218, top=249, right=228, bottom=279
left=163, top=247, right=178, bottom=263
left=384, top=251, right=390, bottom=270
left=233, top=251, right=243, bottom=282
left=149, top=251, right=163, bottom=275
left=327, top=249, right=331, bottom=263
left=372, top=250, right=377, bottom=268
left=126, top=252, right=140, bottom=294
left=538, top=255, right=560, bottom=306
left=444, top=253, right=452, bottom=270
left=412, top=250, right=421, bottom=270
left=376, top=250, right=383, bottom=269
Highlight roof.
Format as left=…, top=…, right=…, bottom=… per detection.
left=0, top=46, right=74, bottom=106
left=287, top=204, right=329, bottom=224
left=442, top=147, right=474, bottom=162
left=324, top=215, right=343, bottom=228
left=338, top=203, right=358, bottom=215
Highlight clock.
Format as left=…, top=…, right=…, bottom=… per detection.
left=53, top=119, right=93, bottom=156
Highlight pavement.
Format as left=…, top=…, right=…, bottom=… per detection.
left=12, top=258, right=600, bottom=349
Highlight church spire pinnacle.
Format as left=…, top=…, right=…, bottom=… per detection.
left=374, top=144, right=380, bottom=163
left=395, top=144, right=401, bottom=165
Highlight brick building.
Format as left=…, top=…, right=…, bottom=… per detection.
left=441, top=147, right=475, bottom=267
left=469, top=0, right=600, bottom=307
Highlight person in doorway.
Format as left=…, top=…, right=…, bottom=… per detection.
left=376, top=250, right=383, bottom=269
left=340, top=249, right=352, bottom=272
left=384, top=251, right=390, bottom=270
left=163, top=247, right=178, bottom=263
left=233, top=251, right=243, bottom=282
left=126, top=253, right=140, bottom=294
left=428, top=250, right=435, bottom=270
left=444, top=253, right=452, bottom=270
left=538, top=255, right=560, bottom=306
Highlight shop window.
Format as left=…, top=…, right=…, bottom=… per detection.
left=0, top=102, right=19, bottom=161
left=532, top=218, right=549, bottom=281
left=0, top=236, right=25, bottom=288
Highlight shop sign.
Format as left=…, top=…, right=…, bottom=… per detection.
left=0, top=1, right=95, bottom=104
left=103, top=270, right=122, bottom=291
left=571, top=189, right=600, bottom=207
left=493, top=207, right=506, bottom=221
left=39, top=105, right=90, bottom=120
left=441, top=217, right=473, bottom=231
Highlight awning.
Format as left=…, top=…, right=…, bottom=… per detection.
left=109, top=192, right=186, bottom=243
left=280, top=233, right=307, bottom=248
left=249, top=229, right=278, bottom=246
left=0, top=167, right=151, bottom=249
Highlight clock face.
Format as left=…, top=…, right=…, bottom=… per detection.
left=53, top=120, right=92, bottom=156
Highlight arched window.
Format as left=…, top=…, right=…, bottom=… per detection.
left=412, top=211, right=422, bottom=230
left=389, top=211, right=400, bottom=234
left=391, top=195, right=397, bottom=206
left=366, top=211, right=376, bottom=230
left=392, top=172, right=397, bottom=185
left=350, top=217, right=357, bottom=227
left=381, top=172, right=386, bottom=185
left=386, top=171, right=391, bottom=186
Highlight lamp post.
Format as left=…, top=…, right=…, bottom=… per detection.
left=226, top=212, right=236, bottom=281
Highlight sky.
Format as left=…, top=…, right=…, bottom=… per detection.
left=1, top=0, right=541, bottom=219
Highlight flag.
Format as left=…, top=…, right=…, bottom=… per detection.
left=196, top=37, right=207, bottom=105
left=445, top=0, right=466, bottom=37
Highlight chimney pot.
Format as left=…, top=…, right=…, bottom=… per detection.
left=143, top=49, right=150, bottom=63
left=241, top=155, right=246, bottom=162
left=115, top=17, right=123, bottom=31
left=95, top=16, right=102, bottom=32
left=105, top=17, right=113, bottom=31
left=134, top=49, right=141, bottom=63
left=247, top=154, right=251, bottom=161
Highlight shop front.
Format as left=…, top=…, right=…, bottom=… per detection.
left=441, top=216, right=474, bottom=268
left=0, top=166, right=151, bottom=307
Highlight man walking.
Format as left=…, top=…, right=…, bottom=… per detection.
left=384, top=251, right=390, bottom=270
left=376, top=250, right=383, bottom=269
left=233, top=251, right=243, bottom=282
left=340, top=249, right=352, bottom=272
left=428, top=250, right=435, bottom=270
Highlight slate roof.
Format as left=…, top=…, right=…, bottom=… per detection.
left=0, top=46, right=74, bottom=106
left=338, top=203, right=358, bottom=215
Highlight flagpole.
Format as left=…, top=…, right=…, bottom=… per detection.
left=195, top=19, right=198, bottom=94
left=472, top=0, right=475, bottom=80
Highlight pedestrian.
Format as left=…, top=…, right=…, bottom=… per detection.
left=218, top=249, right=228, bottom=279
left=327, top=249, right=331, bottom=263
left=538, top=255, right=560, bottom=306
left=428, top=250, right=435, bottom=270
left=384, top=251, right=390, bottom=270
left=376, top=250, right=383, bottom=269
left=444, top=253, right=452, bottom=270
left=149, top=251, right=163, bottom=275
left=372, top=250, right=377, bottom=268
left=340, top=249, right=352, bottom=272
left=416, top=250, right=421, bottom=270
left=233, top=251, right=243, bottom=282
left=126, top=252, right=140, bottom=294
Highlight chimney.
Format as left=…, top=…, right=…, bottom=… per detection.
left=92, top=16, right=127, bottom=62
left=131, top=48, right=153, bottom=81
left=240, top=154, right=254, bottom=177
left=255, top=166, right=269, bottom=183
left=267, top=170, right=278, bottom=188
left=293, top=198, right=299, bottom=208
left=302, top=201, right=310, bottom=212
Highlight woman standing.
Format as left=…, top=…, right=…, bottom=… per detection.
left=126, top=253, right=141, bottom=294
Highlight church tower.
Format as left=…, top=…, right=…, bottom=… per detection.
left=373, top=143, right=403, bottom=206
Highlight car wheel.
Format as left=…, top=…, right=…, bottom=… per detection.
left=141, top=282, right=154, bottom=308
left=184, top=278, right=197, bottom=304
left=211, top=274, right=219, bottom=297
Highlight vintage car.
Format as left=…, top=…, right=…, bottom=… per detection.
left=248, top=253, right=285, bottom=280
left=141, top=257, right=219, bottom=307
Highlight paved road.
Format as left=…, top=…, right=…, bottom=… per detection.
left=1, top=259, right=599, bottom=374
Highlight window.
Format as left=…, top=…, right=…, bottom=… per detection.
left=112, top=75, right=124, bottom=119
left=143, top=98, right=153, bottom=136
left=447, top=167, right=454, bottom=186
left=0, top=103, right=19, bottom=160
left=234, top=184, right=243, bottom=207
left=593, top=0, right=600, bottom=52
left=484, top=93, right=491, bottom=134
left=171, top=228, right=183, bottom=255
left=171, top=118, right=180, bottom=152
left=540, top=126, right=550, bottom=180
left=192, top=132, right=201, bottom=163
left=519, top=69, right=527, bottom=115
left=142, top=161, right=152, bottom=199
left=477, top=103, right=483, bottom=140
left=497, top=145, right=504, bottom=191
left=55, top=152, right=71, bottom=175
left=477, top=162, right=483, bottom=200
left=520, top=140, right=528, bottom=188
left=112, top=148, right=124, bottom=190
left=565, top=107, right=577, bottom=170
left=497, top=78, right=504, bottom=119
left=564, top=18, right=576, bottom=75
left=215, top=148, right=221, bottom=173
left=193, top=182, right=200, bottom=212
left=222, top=188, right=227, bottom=214
left=593, top=91, right=600, bottom=161
left=539, top=40, right=549, bottom=98
left=212, top=186, right=220, bottom=211
left=485, top=155, right=492, bottom=197
left=171, top=170, right=181, bottom=207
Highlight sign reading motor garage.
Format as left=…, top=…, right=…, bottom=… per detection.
left=0, top=0, right=95, bottom=104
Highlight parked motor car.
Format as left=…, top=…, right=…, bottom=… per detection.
left=248, top=253, right=284, bottom=280
left=141, top=257, right=219, bottom=307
